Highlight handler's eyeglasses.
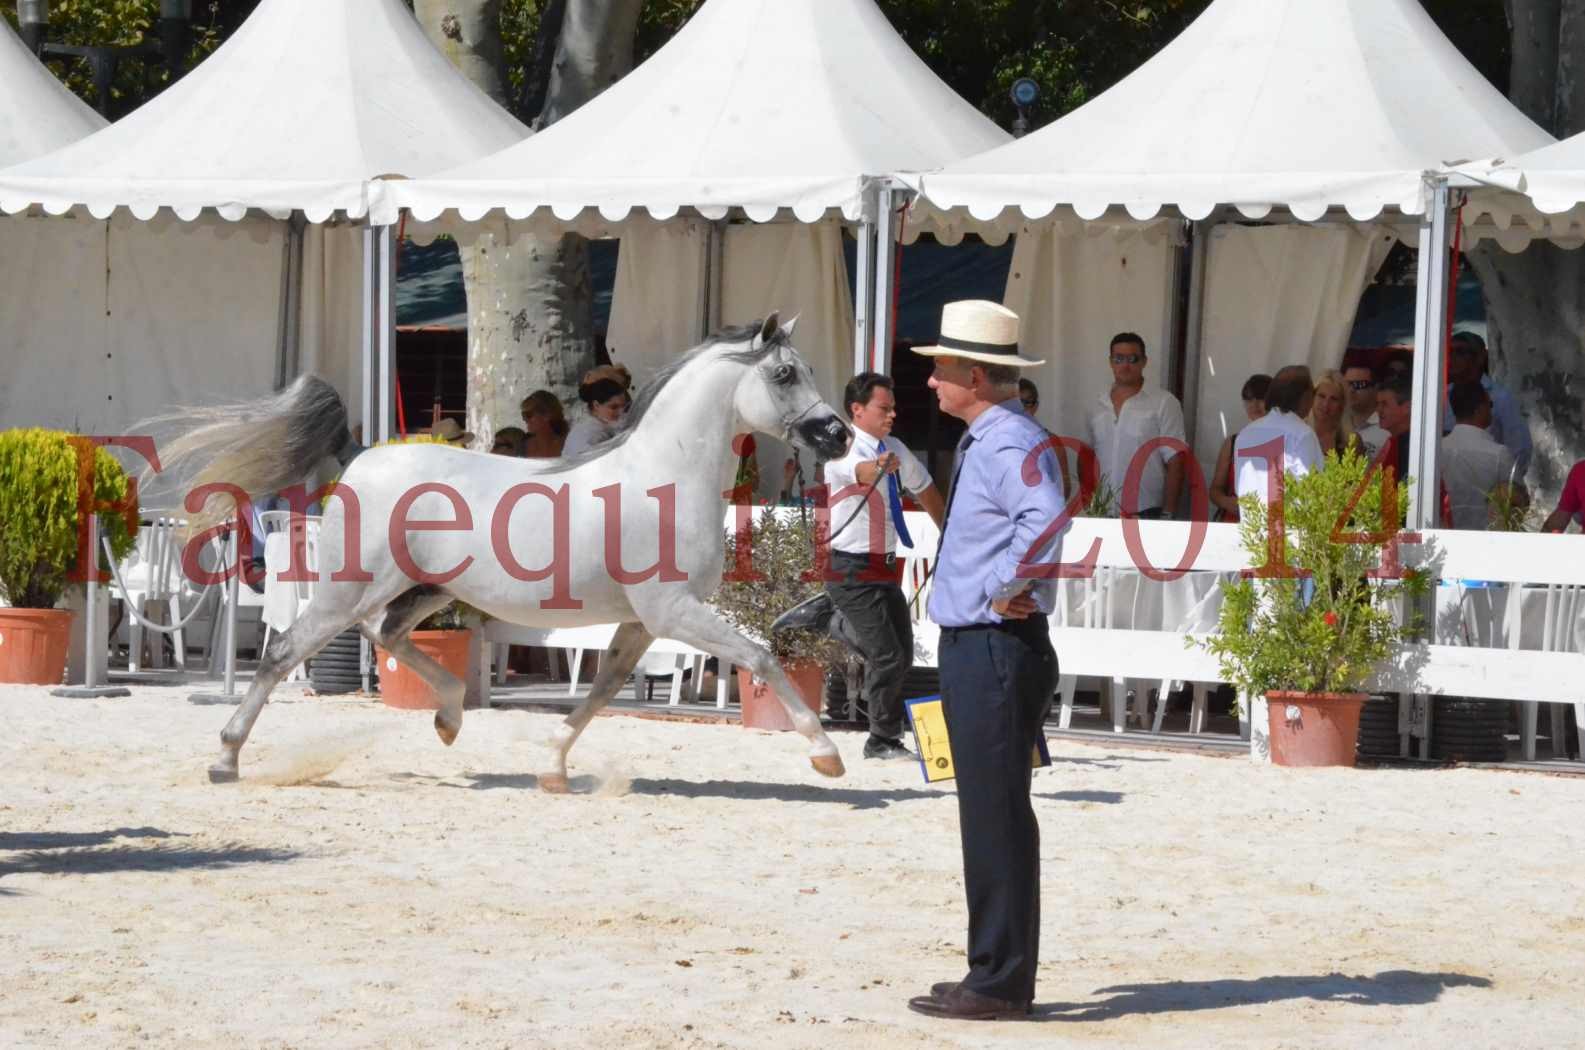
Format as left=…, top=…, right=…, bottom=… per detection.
left=1109, top=352, right=1144, bottom=365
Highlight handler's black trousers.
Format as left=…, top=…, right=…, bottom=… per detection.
left=939, top=617, right=1057, bottom=1004
left=826, top=551, right=914, bottom=740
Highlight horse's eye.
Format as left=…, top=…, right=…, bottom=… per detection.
left=770, top=363, right=795, bottom=385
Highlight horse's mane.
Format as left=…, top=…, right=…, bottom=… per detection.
left=550, top=321, right=786, bottom=470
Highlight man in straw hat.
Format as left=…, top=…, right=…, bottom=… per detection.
left=906, top=300, right=1065, bottom=1021
left=429, top=418, right=475, bottom=448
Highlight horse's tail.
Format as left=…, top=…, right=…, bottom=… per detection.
left=146, top=374, right=362, bottom=528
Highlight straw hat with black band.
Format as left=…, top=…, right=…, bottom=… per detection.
left=912, top=300, right=1044, bottom=368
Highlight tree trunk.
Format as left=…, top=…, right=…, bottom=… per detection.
left=1473, top=0, right=1585, bottom=505
left=414, top=0, right=642, bottom=447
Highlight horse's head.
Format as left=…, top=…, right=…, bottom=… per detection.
left=734, top=314, right=852, bottom=461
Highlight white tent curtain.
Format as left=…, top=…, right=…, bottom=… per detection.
left=606, top=219, right=710, bottom=380
left=1193, top=223, right=1397, bottom=475
left=0, top=212, right=287, bottom=435
left=1002, top=221, right=1181, bottom=461
left=298, top=222, right=367, bottom=432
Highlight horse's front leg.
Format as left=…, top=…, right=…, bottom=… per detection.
left=639, top=598, right=844, bottom=779
left=542, top=621, right=653, bottom=793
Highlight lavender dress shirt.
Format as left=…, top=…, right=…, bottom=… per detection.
left=927, top=399, right=1069, bottom=629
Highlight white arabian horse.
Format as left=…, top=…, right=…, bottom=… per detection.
left=159, top=315, right=852, bottom=788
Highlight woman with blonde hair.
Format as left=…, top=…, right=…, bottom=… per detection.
left=519, top=389, right=569, bottom=458
left=1308, top=368, right=1360, bottom=460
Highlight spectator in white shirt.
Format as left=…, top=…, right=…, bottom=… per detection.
left=1442, top=381, right=1526, bottom=530
left=1443, top=332, right=1533, bottom=479
left=1085, top=332, right=1186, bottom=519
left=1234, top=365, right=1324, bottom=505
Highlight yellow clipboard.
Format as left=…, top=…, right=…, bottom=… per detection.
left=905, top=696, right=1052, bottom=784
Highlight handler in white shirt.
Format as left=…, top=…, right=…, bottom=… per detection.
left=1442, top=380, right=1525, bottom=530
left=1235, top=365, right=1324, bottom=504
left=819, top=374, right=945, bottom=759
left=1086, top=332, right=1186, bottom=518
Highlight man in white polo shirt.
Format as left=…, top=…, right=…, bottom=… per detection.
left=1234, top=365, right=1324, bottom=505
left=1442, top=380, right=1526, bottom=530
left=792, top=373, right=945, bottom=760
left=1086, top=332, right=1186, bottom=518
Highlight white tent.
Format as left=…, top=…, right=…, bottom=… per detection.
left=1455, top=132, right=1585, bottom=248
left=388, top=0, right=1006, bottom=497
left=905, top=0, right=1551, bottom=495
left=0, top=0, right=526, bottom=438
left=0, top=19, right=105, bottom=168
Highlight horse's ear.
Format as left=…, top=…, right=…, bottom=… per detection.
left=779, top=314, right=799, bottom=341
left=756, top=313, right=780, bottom=349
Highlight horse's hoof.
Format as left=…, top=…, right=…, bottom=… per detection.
left=434, top=714, right=460, bottom=747
left=540, top=773, right=570, bottom=795
left=207, top=765, right=240, bottom=784
left=810, top=752, right=846, bottom=778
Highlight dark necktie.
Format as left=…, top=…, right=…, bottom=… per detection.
left=877, top=438, right=913, bottom=549
left=937, top=432, right=977, bottom=552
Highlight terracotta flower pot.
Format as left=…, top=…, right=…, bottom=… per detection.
left=375, top=629, right=471, bottom=711
left=0, top=608, right=75, bottom=685
left=1266, top=691, right=1368, bottom=768
left=738, top=660, right=823, bottom=732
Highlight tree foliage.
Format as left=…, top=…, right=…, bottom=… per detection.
left=11, top=0, right=1515, bottom=134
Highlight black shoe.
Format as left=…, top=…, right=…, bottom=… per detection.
left=863, top=735, right=913, bottom=761
left=771, top=593, right=836, bottom=635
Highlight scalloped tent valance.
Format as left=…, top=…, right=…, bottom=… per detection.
left=909, top=0, right=1552, bottom=226
left=0, top=0, right=526, bottom=222
left=384, top=0, right=1008, bottom=227
left=0, top=19, right=106, bottom=167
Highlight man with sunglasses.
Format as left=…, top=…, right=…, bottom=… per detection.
left=1340, top=355, right=1388, bottom=460
left=1085, top=333, right=1186, bottom=519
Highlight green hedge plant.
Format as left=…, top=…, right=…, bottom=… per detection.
left=1199, top=448, right=1429, bottom=706
left=0, top=430, right=139, bottom=609
left=713, top=509, right=844, bottom=665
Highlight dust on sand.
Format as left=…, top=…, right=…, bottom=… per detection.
left=1, top=684, right=1580, bottom=1049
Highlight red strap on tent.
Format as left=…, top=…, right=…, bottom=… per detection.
left=886, top=198, right=907, bottom=373
left=1442, top=195, right=1466, bottom=416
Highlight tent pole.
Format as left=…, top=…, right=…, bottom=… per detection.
left=1408, top=179, right=1453, bottom=532
left=287, top=213, right=305, bottom=381
left=871, top=184, right=895, bottom=374
left=852, top=182, right=875, bottom=376
left=708, top=219, right=725, bottom=335
left=1406, top=177, right=1454, bottom=763
left=274, top=222, right=294, bottom=390
left=378, top=223, right=398, bottom=443
left=360, top=225, right=377, bottom=443
left=1179, top=218, right=1214, bottom=481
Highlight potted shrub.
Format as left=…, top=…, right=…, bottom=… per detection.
left=0, top=430, right=138, bottom=684
left=1200, top=448, right=1428, bottom=767
left=713, top=508, right=844, bottom=731
left=375, top=601, right=475, bottom=710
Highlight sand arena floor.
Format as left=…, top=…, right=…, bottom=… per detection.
left=1, top=684, right=1582, bottom=1049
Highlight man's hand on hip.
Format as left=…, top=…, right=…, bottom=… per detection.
left=992, top=593, right=1041, bottom=620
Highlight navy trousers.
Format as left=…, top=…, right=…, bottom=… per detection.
left=938, top=618, right=1057, bottom=1003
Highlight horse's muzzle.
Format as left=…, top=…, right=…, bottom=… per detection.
left=797, top=412, right=852, bottom=462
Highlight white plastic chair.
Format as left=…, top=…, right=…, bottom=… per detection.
left=1523, top=584, right=1581, bottom=761
left=259, top=514, right=321, bottom=682
left=109, top=516, right=192, bottom=672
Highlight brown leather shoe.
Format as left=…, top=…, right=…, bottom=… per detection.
left=930, top=981, right=959, bottom=1000
left=907, top=983, right=1031, bottom=1021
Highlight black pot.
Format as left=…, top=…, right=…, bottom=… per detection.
left=1431, top=697, right=1508, bottom=763
left=310, top=628, right=368, bottom=695
left=1355, top=695, right=1402, bottom=759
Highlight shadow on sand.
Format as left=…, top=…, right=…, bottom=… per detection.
left=0, top=826, right=301, bottom=886
left=1034, top=970, right=1492, bottom=1022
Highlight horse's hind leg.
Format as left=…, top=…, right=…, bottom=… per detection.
left=209, top=599, right=363, bottom=783
left=543, top=621, right=653, bottom=793
left=636, top=597, right=844, bottom=778
left=365, top=587, right=462, bottom=745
